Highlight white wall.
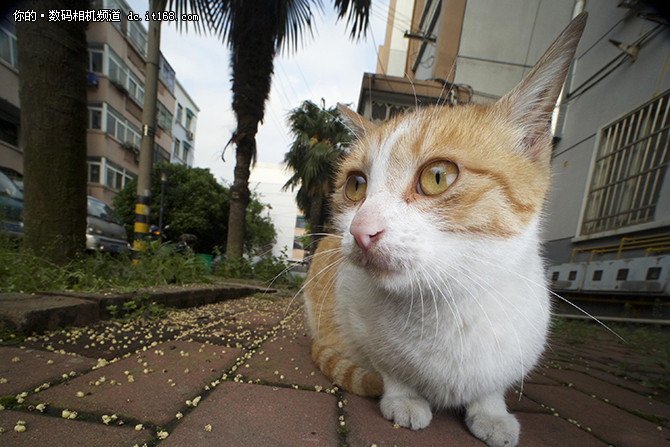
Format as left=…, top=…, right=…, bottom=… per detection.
left=249, top=162, right=300, bottom=259
left=171, top=80, right=199, bottom=167
left=454, top=0, right=574, bottom=98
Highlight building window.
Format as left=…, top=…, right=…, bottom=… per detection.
left=176, top=104, right=183, bottom=125
left=182, top=141, right=191, bottom=162
left=89, top=49, right=103, bottom=73
left=159, top=53, right=175, bottom=94
left=127, top=70, right=144, bottom=105
left=106, top=0, right=128, bottom=36
left=103, top=159, right=134, bottom=191
left=127, top=20, right=147, bottom=56
left=154, top=143, right=170, bottom=164
left=88, top=105, right=103, bottom=130
left=185, top=110, right=193, bottom=131
left=105, top=105, right=140, bottom=149
left=88, top=162, right=101, bottom=183
left=107, top=48, right=127, bottom=88
left=0, top=26, right=17, bottom=68
left=173, top=139, right=180, bottom=159
left=581, top=90, right=670, bottom=236
left=0, top=117, right=18, bottom=146
left=592, top=270, right=603, bottom=281
left=157, top=102, right=173, bottom=133
left=126, top=121, right=141, bottom=149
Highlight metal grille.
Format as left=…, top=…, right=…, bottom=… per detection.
left=581, top=90, right=670, bottom=235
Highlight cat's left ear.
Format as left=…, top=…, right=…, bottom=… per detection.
left=495, top=12, right=587, bottom=162
left=337, top=103, right=376, bottom=139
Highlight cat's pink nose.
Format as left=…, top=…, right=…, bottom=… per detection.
left=350, top=223, right=384, bottom=251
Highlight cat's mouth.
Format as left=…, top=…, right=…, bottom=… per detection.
left=350, top=248, right=403, bottom=276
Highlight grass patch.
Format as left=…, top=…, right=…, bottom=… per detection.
left=552, top=316, right=670, bottom=391
left=213, top=249, right=304, bottom=288
left=552, top=317, right=670, bottom=351
left=0, top=240, right=209, bottom=294
left=0, top=395, right=16, bottom=408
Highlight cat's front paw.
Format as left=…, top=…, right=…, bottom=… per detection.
left=465, top=411, right=520, bottom=447
left=380, top=394, right=432, bottom=430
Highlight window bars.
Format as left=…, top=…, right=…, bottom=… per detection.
left=581, top=90, right=670, bottom=235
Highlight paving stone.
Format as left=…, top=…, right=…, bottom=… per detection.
left=525, top=366, right=561, bottom=386
left=242, top=314, right=332, bottom=390
left=585, top=366, right=664, bottom=398
left=506, top=389, right=552, bottom=414
left=542, top=367, right=670, bottom=425
left=0, top=293, right=98, bottom=333
left=0, top=346, right=97, bottom=396
left=161, top=382, right=340, bottom=447
left=344, top=393, right=484, bottom=447
left=0, top=409, right=152, bottom=447
left=516, top=413, right=608, bottom=446
left=522, top=383, right=668, bottom=446
left=25, top=341, right=242, bottom=426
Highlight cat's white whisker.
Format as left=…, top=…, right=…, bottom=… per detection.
left=284, top=249, right=342, bottom=319
left=422, top=263, right=466, bottom=362
left=476, top=257, right=624, bottom=343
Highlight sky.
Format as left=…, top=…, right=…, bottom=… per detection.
left=126, top=0, right=393, bottom=186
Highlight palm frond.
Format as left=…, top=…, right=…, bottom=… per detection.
left=333, top=0, right=370, bottom=39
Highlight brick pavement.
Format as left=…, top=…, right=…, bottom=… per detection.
left=0, top=291, right=668, bottom=446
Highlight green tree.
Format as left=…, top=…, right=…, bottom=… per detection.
left=170, top=0, right=371, bottom=259
left=15, top=0, right=89, bottom=264
left=113, top=163, right=276, bottom=255
left=284, top=100, right=351, bottom=249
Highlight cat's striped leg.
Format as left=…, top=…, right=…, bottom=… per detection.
left=379, top=374, right=432, bottom=430
left=465, top=393, right=519, bottom=447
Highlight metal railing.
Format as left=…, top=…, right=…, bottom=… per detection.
left=570, top=232, right=670, bottom=263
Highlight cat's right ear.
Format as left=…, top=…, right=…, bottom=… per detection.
left=494, top=12, right=587, bottom=162
left=337, top=103, right=376, bottom=138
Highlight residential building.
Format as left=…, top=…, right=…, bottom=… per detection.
left=248, top=162, right=303, bottom=261
left=171, top=80, right=199, bottom=167
left=543, top=1, right=670, bottom=266
left=0, top=16, right=21, bottom=181
left=0, top=0, right=191, bottom=207
left=366, top=0, right=670, bottom=310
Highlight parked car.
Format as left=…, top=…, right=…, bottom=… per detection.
left=0, top=172, right=129, bottom=253
left=0, top=171, right=23, bottom=237
left=86, top=196, right=131, bottom=253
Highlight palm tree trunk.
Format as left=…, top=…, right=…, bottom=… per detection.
left=225, top=3, right=277, bottom=258
left=16, top=0, right=88, bottom=264
left=226, top=131, right=255, bottom=257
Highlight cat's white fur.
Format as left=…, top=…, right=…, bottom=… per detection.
left=330, top=146, right=549, bottom=444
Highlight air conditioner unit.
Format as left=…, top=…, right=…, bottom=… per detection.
left=186, top=131, right=194, bottom=141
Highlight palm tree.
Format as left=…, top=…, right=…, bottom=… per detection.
left=172, top=0, right=371, bottom=258
left=283, top=100, right=351, bottom=251
left=15, top=0, right=89, bottom=264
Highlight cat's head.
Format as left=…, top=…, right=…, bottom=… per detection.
left=331, top=14, right=587, bottom=290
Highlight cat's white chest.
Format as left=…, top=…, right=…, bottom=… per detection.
left=334, top=256, right=550, bottom=408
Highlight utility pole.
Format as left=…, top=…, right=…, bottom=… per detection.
left=133, top=0, right=167, bottom=256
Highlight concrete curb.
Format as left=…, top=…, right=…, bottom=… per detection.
left=0, top=282, right=275, bottom=334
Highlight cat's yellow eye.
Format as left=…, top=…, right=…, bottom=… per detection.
left=344, top=173, right=367, bottom=202
left=417, top=161, right=458, bottom=196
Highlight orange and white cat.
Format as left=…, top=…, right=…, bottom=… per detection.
left=303, top=14, right=587, bottom=447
